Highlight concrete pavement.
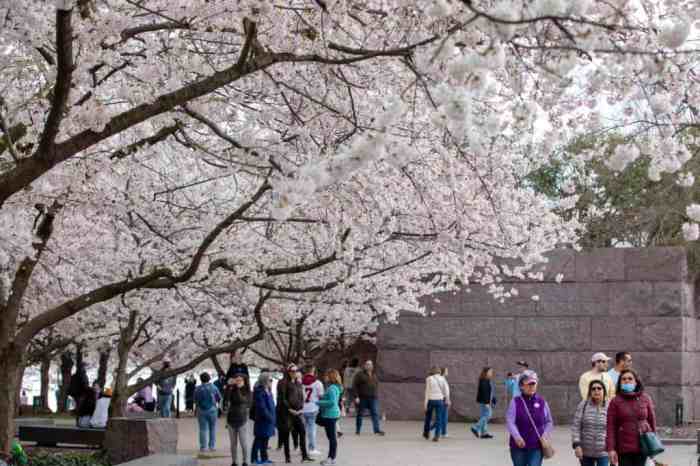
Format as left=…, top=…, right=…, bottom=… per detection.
left=177, top=417, right=697, bottom=466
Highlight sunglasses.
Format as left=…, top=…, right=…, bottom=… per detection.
left=525, top=381, right=537, bottom=386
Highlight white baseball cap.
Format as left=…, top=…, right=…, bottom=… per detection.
left=591, top=352, right=611, bottom=362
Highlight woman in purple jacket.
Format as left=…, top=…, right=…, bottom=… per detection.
left=506, top=371, right=554, bottom=466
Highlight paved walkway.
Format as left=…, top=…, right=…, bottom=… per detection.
left=177, top=417, right=697, bottom=466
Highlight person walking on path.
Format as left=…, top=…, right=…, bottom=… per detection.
left=252, top=372, right=276, bottom=465
left=506, top=371, right=554, bottom=466
left=436, top=368, right=450, bottom=437
left=226, top=372, right=251, bottom=466
left=472, top=367, right=496, bottom=439
left=579, top=353, right=615, bottom=400
left=194, top=372, right=222, bottom=453
left=157, top=359, right=176, bottom=418
left=353, top=360, right=385, bottom=436
left=572, top=380, right=609, bottom=466
left=342, top=358, right=360, bottom=416
left=606, top=369, right=657, bottom=466
left=278, top=364, right=313, bottom=463
left=302, top=365, right=325, bottom=457
left=607, top=352, right=632, bottom=388
left=423, top=366, right=449, bottom=442
left=316, top=369, right=343, bottom=466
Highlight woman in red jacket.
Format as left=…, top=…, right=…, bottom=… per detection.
left=605, top=369, right=657, bottom=466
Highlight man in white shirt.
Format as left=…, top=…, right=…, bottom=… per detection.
left=302, top=365, right=324, bottom=456
left=423, top=367, right=449, bottom=442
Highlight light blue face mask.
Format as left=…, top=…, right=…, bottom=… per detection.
left=621, top=383, right=636, bottom=393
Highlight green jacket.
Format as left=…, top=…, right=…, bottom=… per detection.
left=317, top=383, right=342, bottom=419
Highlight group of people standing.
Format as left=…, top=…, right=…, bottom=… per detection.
left=571, top=351, right=657, bottom=466
left=189, top=354, right=383, bottom=466
left=421, top=351, right=657, bottom=466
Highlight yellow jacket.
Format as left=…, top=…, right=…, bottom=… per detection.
left=578, top=369, right=615, bottom=400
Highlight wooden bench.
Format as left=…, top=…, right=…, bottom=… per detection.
left=18, top=425, right=105, bottom=448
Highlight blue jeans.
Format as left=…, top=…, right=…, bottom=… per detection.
left=356, top=397, right=381, bottom=434
left=423, top=400, right=444, bottom=438
left=197, top=407, right=218, bottom=450
left=475, top=403, right=492, bottom=434
left=581, top=457, right=610, bottom=466
left=510, top=448, right=543, bottom=466
left=251, top=435, right=270, bottom=463
left=158, top=394, right=173, bottom=418
left=303, top=412, right=318, bottom=451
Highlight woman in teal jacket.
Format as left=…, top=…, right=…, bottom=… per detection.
left=316, top=369, right=343, bottom=466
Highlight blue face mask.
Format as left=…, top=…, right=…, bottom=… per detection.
left=621, top=383, right=636, bottom=393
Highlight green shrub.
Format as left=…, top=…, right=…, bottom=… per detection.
left=28, top=452, right=110, bottom=466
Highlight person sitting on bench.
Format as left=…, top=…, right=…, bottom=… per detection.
left=90, top=388, right=112, bottom=429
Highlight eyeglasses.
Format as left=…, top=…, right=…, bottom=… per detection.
left=590, top=387, right=604, bottom=391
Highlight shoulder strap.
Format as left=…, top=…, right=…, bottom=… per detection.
left=519, top=397, right=542, bottom=440
left=580, top=400, right=588, bottom=433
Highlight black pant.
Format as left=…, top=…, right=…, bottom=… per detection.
left=619, top=453, right=646, bottom=466
left=280, top=415, right=309, bottom=461
left=320, top=417, right=338, bottom=460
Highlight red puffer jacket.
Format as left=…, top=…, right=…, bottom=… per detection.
left=605, top=392, right=657, bottom=454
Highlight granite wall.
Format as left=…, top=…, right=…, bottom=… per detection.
left=376, top=247, right=698, bottom=425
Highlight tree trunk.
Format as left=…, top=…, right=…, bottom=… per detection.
left=14, top=364, right=25, bottom=417
left=210, top=355, right=225, bottom=377
left=58, top=351, right=73, bottom=413
left=75, top=342, right=84, bottom=373
left=40, top=355, right=51, bottom=410
left=96, top=349, right=110, bottom=389
left=111, top=328, right=132, bottom=418
left=0, top=345, right=23, bottom=454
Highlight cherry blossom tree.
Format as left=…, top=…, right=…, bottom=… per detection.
left=0, top=0, right=697, bottom=453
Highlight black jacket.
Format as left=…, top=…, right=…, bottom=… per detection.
left=476, top=379, right=496, bottom=405
left=227, top=386, right=251, bottom=427
left=353, top=370, right=378, bottom=399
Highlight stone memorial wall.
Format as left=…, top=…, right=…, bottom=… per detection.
left=376, top=247, right=698, bottom=425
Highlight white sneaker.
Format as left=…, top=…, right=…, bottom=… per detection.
left=309, top=450, right=322, bottom=456
left=320, top=460, right=336, bottom=466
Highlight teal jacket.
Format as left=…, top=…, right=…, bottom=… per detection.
left=317, top=383, right=342, bottom=419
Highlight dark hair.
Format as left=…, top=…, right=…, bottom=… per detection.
left=615, top=352, right=631, bottom=364
left=587, top=379, right=607, bottom=399
left=200, top=372, right=211, bottom=384
left=303, top=364, right=315, bottom=374
left=479, top=367, right=492, bottom=380
left=616, top=369, right=643, bottom=394
left=350, top=358, right=360, bottom=367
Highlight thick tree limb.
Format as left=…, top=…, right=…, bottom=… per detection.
left=14, top=179, right=269, bottom=345
left=36, top=8, right=74, bottom=163
left=125, top=290, right=270, bottom=395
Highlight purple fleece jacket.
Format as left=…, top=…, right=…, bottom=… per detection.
left=506, top=393, right=554, bottom=450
